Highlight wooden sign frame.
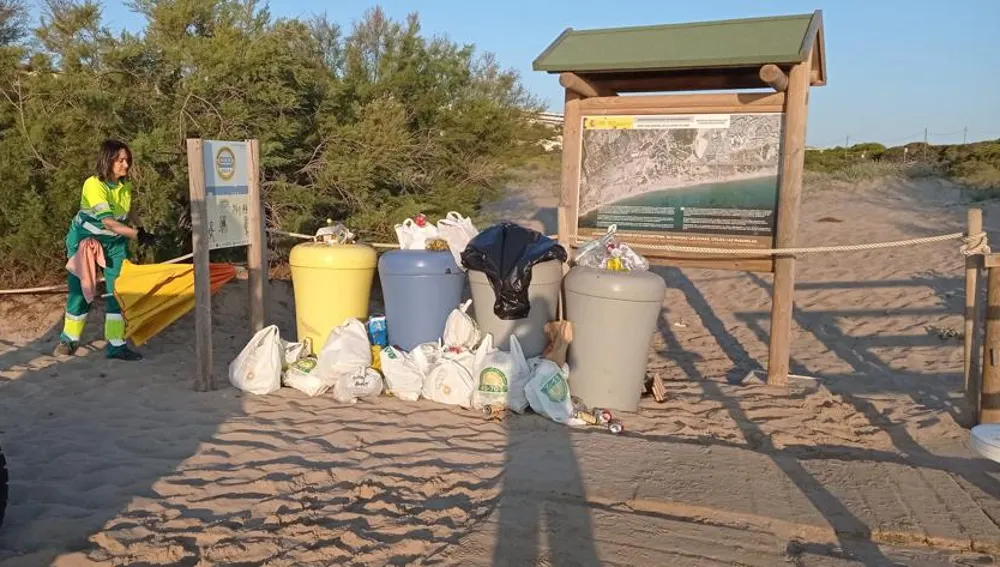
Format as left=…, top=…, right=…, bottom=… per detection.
left=186, top=138, right=269, bottom=392
left=553, top=52, right=815, bottom=387
left=568, top=91, right=786, bottom=274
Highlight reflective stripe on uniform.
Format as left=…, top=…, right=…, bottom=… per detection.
left=80, top=221, right=116, bottom=236
left=105, top=313, right=125, bottom=347
left=62, top=312, right=87, bottom=341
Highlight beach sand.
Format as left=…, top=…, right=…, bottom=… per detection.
left=1, top=174, right=999, bottom=566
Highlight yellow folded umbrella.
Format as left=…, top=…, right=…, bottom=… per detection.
left=113, top=260, right=238, bottom=346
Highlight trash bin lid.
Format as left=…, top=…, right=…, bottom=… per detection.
left=289, top=242, right=378, bottom=269
left=564, top=266, right=666, bottom=302
left=468, top=259, right=564, bottom=285
left=378, top=250, right=461, bottom=276
left=971, top=425, right=1000, bottom=463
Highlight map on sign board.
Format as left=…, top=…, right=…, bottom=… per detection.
left=202, top=140, right=251, bottom=250
left=578, top=113, right=783, bottom=251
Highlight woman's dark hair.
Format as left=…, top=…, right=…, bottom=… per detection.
left=96, top=139, right=132, bottom=182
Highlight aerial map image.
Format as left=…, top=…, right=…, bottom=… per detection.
left=578, top=112, right=783, bottom=247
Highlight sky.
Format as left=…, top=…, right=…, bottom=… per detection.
left=27, top=0, right=1000, bottom=148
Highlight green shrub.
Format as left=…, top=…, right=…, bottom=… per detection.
left=0, top=1, right=546, bottom=286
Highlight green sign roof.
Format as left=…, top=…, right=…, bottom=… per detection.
left=533, top=12, right=823, bottom=75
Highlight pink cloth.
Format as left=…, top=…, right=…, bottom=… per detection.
left=66, top=238, right=107, bottom=303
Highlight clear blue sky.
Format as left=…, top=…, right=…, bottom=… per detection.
left=28, top=0, right=1000, bottom=148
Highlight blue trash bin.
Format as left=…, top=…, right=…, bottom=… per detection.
left=378, top=250, right=466, bottom=352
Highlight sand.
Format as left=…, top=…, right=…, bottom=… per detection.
left=1, top=174, right=1000, bottom=566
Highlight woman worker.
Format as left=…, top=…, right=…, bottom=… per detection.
left=54, top=139, right=156, bottom=361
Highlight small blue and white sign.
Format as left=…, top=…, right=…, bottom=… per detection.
left=202, top=140, right=251, bottom=250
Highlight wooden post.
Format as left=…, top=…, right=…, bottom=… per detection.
left=981, top=266, right=1000, bottom=423
left=557, top=205, right=570, bottom=250
left=247, top=139, right=268, bottom=334
left=766, top=52, right=812, bottom=386
left=559, top=72, right=616, bottom=98
left=560, top=90, right=583, bottom=247
left=965, top=208, right=983, bottom=424
left=759, top=64, right=789, bottom=92
left=187, top=139, right=214, bottom=392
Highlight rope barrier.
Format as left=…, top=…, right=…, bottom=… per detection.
left=0, top=229, right=988, bottom=295
left=577, top=231, right=988, bottom=258
left=0, top=252, right=195, bottom=296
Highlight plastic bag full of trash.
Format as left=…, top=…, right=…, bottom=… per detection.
left=524, top=358, right=587, bottom=427
left=332, top=366, right=384, bottom=403
left=379, top=346, right=424, bottom=401
left=574, top=224, right=649, bottom=272
left=472, top=334, right=531, bottom=413
left=394, top=214, right=439, bottom=250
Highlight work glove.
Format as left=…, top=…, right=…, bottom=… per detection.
left=137, top=227, right=157, bottom=247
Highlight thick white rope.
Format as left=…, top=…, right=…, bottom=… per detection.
left=576, top=231, right=989, bottom=258
left=0, top=253, right=195, bottom=296
left=0, top=230, right=988, bottom=295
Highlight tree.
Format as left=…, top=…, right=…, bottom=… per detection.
left=0, top=2, right=546, bottom=286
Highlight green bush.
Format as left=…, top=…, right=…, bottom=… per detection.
left=0, top=1, right=546, bottom=286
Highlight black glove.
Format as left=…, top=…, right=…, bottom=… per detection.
left=136, top=227, right=156, bottom=247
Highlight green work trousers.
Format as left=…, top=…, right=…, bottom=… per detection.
left=60, top=233, right=129, bottom=355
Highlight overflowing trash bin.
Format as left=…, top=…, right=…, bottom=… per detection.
left=462, top=222, right=567, bottom=358
left=468, top=260, right=562, bottom=358
left=378, top=250, right=465, bottom=351
left=563, top=266, right=665, bottom=412
left=289, top=240, right=378, bottom=354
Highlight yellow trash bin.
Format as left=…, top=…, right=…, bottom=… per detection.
left=289, top=241, right=378, bottom=354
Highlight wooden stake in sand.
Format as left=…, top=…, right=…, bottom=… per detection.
left=187, top=139, right=213, bottom=393
left=965, top=209, right=984, bottom=424
left=186, top=138, right=268, bottom=392
left=981, top=264, right=1000, bottom=423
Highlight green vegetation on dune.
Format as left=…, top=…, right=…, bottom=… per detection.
left=0, top=0, right=549, bottom=286
left=805, top=139, right=1000, bottom=192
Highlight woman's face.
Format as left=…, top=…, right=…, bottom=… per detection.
left=112, top=149, right=130, bottom=180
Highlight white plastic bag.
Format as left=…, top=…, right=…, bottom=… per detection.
left=437, top=211, right=478, bottom=268
left=333, top=366, right=384, bottom=403
left=394, top=217, right=439, bottom=250
left=472, top=334, right=530, bottom=412
left=447, top=349, right=477, bottom=378
left=229, top=325, right=284, bottom=395
left=282, top=339, right=307, bottom=368
left=410, top=341, right=442, bottom=378
left=282, top=356, right=334, bottom=397
left=379, top=346, right=424, bottom=401
left=425, top=355, right=476, bottom=408
left=443, top=299, right=481, bottom=350
left=525, top=358, right=586, bottom=426
left=317, top=319, right=371, bottom=375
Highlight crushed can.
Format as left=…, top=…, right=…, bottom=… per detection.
left=367, top=314, right=388, bottom=347
left=607, top=419, right=624, bottom=435
left=481, top=404, right=507, bottom=420
left=591, top=408, right=613, bottom=425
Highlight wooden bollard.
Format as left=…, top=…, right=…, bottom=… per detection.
left=965, top=209, right=983, bottom=425
left=981, top=265, right=1000, bottom=423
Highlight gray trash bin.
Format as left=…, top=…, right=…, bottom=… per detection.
left=564, top=266, right=666, bottom=412
left=378, top=250, right=466, bottom=352
left=468, top=260, right=564, bottom=359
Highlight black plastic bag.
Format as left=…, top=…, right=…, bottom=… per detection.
left=461, top=223, right=567, bottom=320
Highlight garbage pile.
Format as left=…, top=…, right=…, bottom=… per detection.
left=574, top=224, right=649, bottom=272
left=228, top=213, right=625, bottom=434
left=394, top=211, right=478, bottom=269
left=229, top=304, right=622, bottom=434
